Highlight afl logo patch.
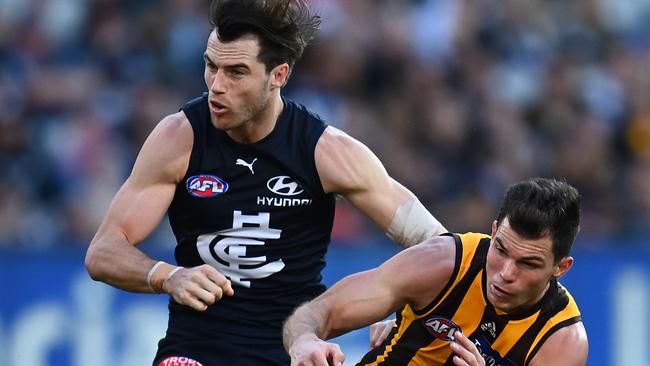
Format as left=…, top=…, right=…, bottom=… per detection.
left=422, top=316, right=461, bottom=341
left=186, top=175, right=228, bottom=198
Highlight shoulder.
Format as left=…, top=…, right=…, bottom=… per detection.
left=316, top=126, right=364, bottom=151
left=379, top=235, right=457, bottom=308
left=529, top=321, right=588, bottom=366
left=315, top=126, right=386, bottom=193
left=284, top=97, right=326, bottom=123
left=144, top=111, right=193, bottom=154
left=132, top=111, right=193, bottom=184
left=156, top=111, right=193, bottom=140
left=315, top=127, right=366, bottom=166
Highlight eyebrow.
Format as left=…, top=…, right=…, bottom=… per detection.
left=495, top=237, right=546, bottom=264
left=203, top=54, right=250, bottom=70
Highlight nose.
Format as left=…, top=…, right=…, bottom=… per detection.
left=209, top=69, right=227, bottom=94
left=499, top=259, right=517, bottom=283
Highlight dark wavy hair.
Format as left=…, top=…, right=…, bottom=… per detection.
left=209, top=0, right=320, bottom=75
left=496, top=178, right=581, bottom=262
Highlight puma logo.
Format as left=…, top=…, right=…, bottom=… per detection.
left=236, top=158, right=257, bottom=174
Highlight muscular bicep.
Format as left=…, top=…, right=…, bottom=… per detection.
left=321, top=237, right=457, bottom=338
left=315, top=127, right=412, bottom=230
left=528, top=322, right=588, bottom=366
left=98, top=176, right=176, bottom=245
left=93, top=112, right=192, bottom=245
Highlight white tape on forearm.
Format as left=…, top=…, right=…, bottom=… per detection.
left=386, top=198, right=446, bottom=247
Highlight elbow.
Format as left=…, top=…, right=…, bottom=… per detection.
left=84, top=243, right=105, bottom=281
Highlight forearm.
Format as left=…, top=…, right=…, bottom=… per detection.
left=283, top=300, right=330, bottom=352
left=85, top=232, right=169, bottom=293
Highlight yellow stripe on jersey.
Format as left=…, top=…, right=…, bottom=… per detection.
left=355, top=232, right=582, bottom=366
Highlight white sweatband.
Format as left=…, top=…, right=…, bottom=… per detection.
left=164, top=266, right=183, bottom=285
left=386, top=198, right=446, bottom=247
left=146, top=261, right=165, bottom=292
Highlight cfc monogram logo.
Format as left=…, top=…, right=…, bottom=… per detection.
left=196, top=211, right=284, bottom=287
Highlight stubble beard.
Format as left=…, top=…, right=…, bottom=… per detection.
left=211, top=82, right=271, bottom=133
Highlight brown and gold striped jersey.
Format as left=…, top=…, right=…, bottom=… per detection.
left=357, top=232, right=582, bottom=366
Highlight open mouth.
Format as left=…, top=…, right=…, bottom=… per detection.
left=209, top=100, right=227, bottom=114
left=491, top=283, right=512, bottom=298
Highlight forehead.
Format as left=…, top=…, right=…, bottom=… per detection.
left=495, top=219, right=554, bottom=260
left=205, top=30, right=262, bottom=64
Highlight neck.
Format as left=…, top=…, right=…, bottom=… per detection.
left=227, top=92, right=283, bottom=144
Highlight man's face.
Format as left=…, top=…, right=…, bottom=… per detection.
left=203, top=31, right=278, bottom=131
left=485, top=218, right=572, bottom=314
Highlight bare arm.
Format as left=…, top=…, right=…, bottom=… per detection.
left=528, top=322, right=588, bottom=366
left=84, top=112, right=192, bottom=292
left=283, top=236, right=457, bottom=365
left=85, top=112, right=234, bottom=310
left=315, top=127, right=446, bottom=247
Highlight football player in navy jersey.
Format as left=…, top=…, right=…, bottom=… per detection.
left=85, top=1, right=446, bottom=365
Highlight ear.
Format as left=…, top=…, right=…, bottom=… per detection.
left=553, top=256, right=574, bottom=278
left=269, top=63, right=290, bottom=89
left=490, top=220, right=497, bottom=237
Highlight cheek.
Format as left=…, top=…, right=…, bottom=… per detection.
left=485, top=250, right=501, bottom=275
left=518, top=271, right=548, bottom=295
left=204, top=69, right=213, bottom=86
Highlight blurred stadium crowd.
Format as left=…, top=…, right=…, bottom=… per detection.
left=1, top=0, right=649, bottom=249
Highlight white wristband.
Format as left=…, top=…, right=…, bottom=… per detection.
left=146, top=261, right=165, bottom=292
left=164, top=266, right=183, bottom=284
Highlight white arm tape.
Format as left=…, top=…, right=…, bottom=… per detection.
left=386, top=198, right=446, bottom=247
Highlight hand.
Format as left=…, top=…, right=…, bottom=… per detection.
left=450, top=332, right=485, bottom=366
left=369, top=319, right=396, bottom=349
left=162, top=264, right=234, bottom=311
left=289, top=334, right=345, bottom=366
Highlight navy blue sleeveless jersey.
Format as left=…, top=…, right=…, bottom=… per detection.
left=161, top=93, right=335, bottom=352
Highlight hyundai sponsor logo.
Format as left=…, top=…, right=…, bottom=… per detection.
left=266, top=176, right=304, bottom=196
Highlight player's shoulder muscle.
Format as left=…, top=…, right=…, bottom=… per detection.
left=379, top=235, right=457, bottom=308
left=315, top=126, right=387, bottom=194
left=131, top=111, right=193, bottom=185
left=529, top=321, right=588, bottom=366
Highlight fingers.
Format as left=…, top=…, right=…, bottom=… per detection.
left=201, top=264, right=234, bottom=296
left=329, top=345, right=345, bottom=366
left=165, top=265, right=235, bottom=311
left=369, top=319, right=395, bottom=349
left=449, top=332, right=484, bottom=366
left=369, top=323, right=380, bottom=346
left=375, top=324, right=393, bottom=348
left=183, top=292, right=211, bottom=311
left=290, top=340, right=345, bottom=366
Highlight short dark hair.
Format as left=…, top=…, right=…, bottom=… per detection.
left=496, top=178, right=581, bottom=262
left=209, top=0, right=320, bottom=74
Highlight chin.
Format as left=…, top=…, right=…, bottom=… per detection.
left=210, top=116, right=235, bottom=130
left=487, top=291, right=515, bottom=312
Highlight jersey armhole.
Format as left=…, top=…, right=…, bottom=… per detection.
left=180, top=95, right=208, bottom=179
left=524, top=316, right=583, bottom=365
left=412, top=233, right=463, bottom=315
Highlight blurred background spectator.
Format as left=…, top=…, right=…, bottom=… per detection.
left=1, top=0, right=649, bottom=250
